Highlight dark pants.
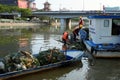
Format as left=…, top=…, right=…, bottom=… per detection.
left=73, top=33, right=78, bottom=41
left=62, top=38, right=66, bottom=44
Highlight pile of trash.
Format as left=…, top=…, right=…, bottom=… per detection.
left=4, top=51, right=40, bottom=72
left=36, top=48, right=66, bottom=66
left=68, top=41, right=86, bottom=50
left=0, top=48, right=66, bottom=73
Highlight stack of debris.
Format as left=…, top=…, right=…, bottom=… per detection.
left=0, top=48, right=66, bottom=73
left=4, top=51, right=40, bottom=72
left=36, top=48, right=66, bottom=66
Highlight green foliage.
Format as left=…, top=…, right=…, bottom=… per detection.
left=39, top=16, right=50, bottom=21
left=0, top=4, right=32, bottom=17
left=72, top=18, right=79, bottom=21
left=18, top=8, right=32, bottom=17
left=0, top=4, right=18, bottom=12
left=15, top=17, right=21, bottom=20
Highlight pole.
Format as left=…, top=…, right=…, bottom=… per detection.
left=83, top=0, right=84, bottom=10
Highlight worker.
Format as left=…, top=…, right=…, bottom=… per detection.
left=72, top=17, right=84, bottom=41
left=62, top=31, right=69, bottom=44
left=79, top=17, right=84, bottom=28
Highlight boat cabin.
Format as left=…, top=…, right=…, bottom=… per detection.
left=88, top=15, right=120, bottom=44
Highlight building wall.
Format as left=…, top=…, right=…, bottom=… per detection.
left=0, top=0, right=36, bottom=10
left=18, top=0, right=28, bottom=8
left=0, top=0, right=30, bottom=9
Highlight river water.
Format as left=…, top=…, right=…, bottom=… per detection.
left=0, top=25, right=120, bottom=80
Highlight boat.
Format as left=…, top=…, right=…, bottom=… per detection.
left=0, top=50, right=83, bottom=80
left=79, top=15, right=120, bottom=58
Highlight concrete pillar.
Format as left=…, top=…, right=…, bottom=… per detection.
left=59, top=18, right=72, bottom=33
left=54, top=19, right=58, bottom=29
left=66, top=18, right=71, bottom=30
left=60, top=18, right=66, bottom=27
left=60, top=18, right=66, bottom=34
left=55, top=19, right=58, bottom=25
left=60, top=18, right=72, bottom=29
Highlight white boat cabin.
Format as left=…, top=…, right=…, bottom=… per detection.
left=88, top=15, right=120, bottom=44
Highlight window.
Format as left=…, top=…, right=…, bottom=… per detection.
left=89, top=20, right=92, bottom=25
left=112, top=19, right=120, bottom=35
left=104, top=20, right=109, bottom=27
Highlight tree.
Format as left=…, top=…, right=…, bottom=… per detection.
left=18, top=8, right=32, bottom=17
left=0, top=4, right=32, bottom=17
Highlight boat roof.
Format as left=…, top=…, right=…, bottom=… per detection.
left=88, top=15, right=120, bottom=19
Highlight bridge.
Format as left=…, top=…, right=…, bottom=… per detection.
left=32, top=10, right=120, bottom=28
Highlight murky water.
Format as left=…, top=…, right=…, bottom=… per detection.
left=0, top=25, right=120, bottom=80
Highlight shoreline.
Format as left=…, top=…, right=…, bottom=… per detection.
left=0, top=22, right=44, bottom=27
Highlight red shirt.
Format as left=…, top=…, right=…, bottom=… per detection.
left=79, top=19, right=84, bottom=25
left=62, top=32, right=68, bottom=40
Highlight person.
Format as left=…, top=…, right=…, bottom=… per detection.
left=62, top=31, right=69, bottom=44
left=72, top=17, right=84, bottom=41
left=72, top=26, right=80, bottom=41
left=79, top=17, right=84, bottom=28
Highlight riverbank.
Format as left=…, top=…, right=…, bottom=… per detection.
left=0, top=22, right=44, bottom=27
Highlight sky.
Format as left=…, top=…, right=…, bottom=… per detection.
left=35, top=0, right=119, bottom=11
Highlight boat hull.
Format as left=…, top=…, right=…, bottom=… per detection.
left=84, top=40, right=120, bottom=58
left=0, top=50, right=83, bottom=80
left=0, top=59, right=80, bottom=80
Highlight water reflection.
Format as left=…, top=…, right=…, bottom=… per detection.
left=60, top=26, right=66, bottom=34
left=19, top=38, right=30, bottom=52
left=0, top=26, right=65, bottom=57
left=58, top=58, right=89, bottom=80
left=31, top=33, right=63, bottom=54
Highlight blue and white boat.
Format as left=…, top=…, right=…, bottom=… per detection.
left=0, top=50, right=83, bottom=80
left=79, top=15, right=120, bottom=58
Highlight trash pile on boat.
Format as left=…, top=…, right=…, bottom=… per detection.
left=56, top=39, right=86, bottom=50
left=3, top=51, right=40, bottom=73
left=0, top=48, right=66, bottom=74
left=68, top=41, right=86, bottom=50
left=36, top=48, right=66, bottom=66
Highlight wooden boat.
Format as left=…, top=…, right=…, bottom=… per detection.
left=0, top=50, right=83, bottom=80
left=79, top=15, right=120, bottom=58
